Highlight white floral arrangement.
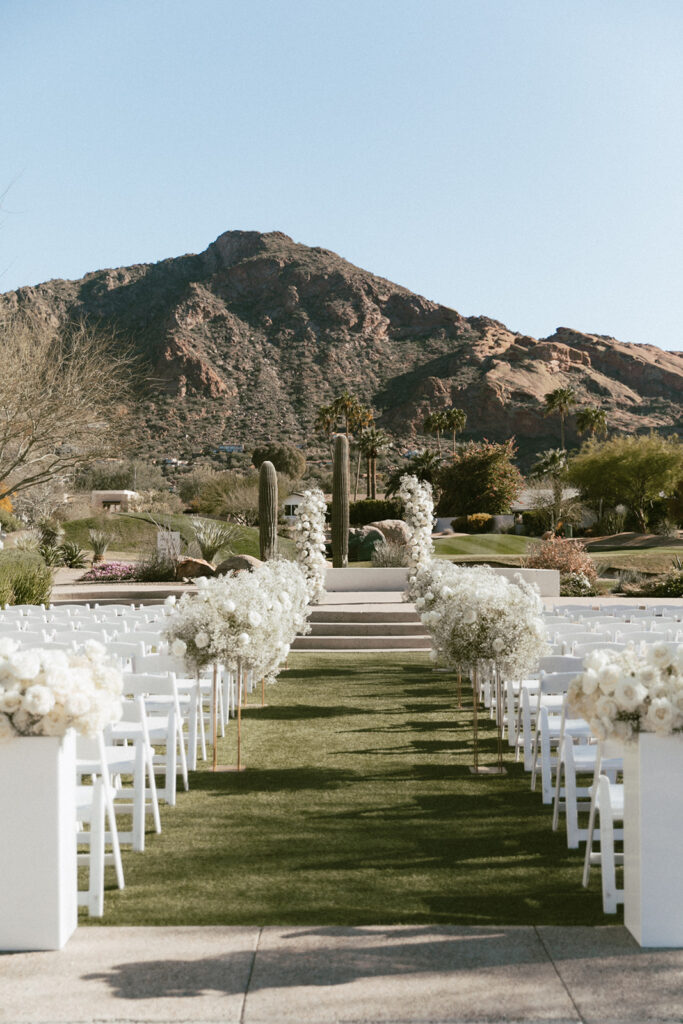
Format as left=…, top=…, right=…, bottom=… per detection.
left=293, top=488, right=328, bottom=603
left=163, top=560, right=311, bottom=683
left=568, top=643, right=683, bottom=742
left=398, top=475, right=434, bottom=571
left=410, top=561, right=549, bottom=678
left=0, top=639, right=123, bottom=741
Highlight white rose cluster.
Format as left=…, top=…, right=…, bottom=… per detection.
left=293, top=488, right=328, bottom=603
left=397, top=475, right=434, bottom=571
left=163, top=560, right=311, bottom=685
left=406, top=560, right=549, bottom=679
left=568, top=643, right=683, bottom=742
left=0, top=638, right=123, bottom=742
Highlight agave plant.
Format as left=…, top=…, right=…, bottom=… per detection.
left=59, top=541, right=87, bottom=569
left=189, top=517, right=241, bottom=563
left=88, top=528, right=112, bottom=563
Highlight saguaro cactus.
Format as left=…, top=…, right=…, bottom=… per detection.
left=331, top=434, right=349, bottom=568
left=259, top=461, right=278, bottom=561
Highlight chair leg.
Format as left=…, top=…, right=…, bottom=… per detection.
left=89, top=782, right=105, bottom=917
left=552, top=741, right=564, bottom=833
left=597, top=776, right=619, bottom=914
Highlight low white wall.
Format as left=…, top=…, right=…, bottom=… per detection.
left=325, top=566, right=560, bottom=597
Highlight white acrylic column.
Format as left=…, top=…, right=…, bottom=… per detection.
left=623, top=734, right=683, bottom=947
left=0, top=731, right=77, bottom=951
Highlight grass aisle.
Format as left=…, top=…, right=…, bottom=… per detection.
left=89, top=653, right=608, bottom=927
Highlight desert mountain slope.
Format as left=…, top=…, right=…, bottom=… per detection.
left=2, top=230, right=681, bottom=461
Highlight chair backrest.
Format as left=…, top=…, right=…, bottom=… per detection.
left=133, top=652, right=189, bottom=677
left=538, top=670, right=580, bottom=695
left=615, top=631, right=664, bottom=645
left=107, top=640, right=146, bottom=668
left=114, top=631, right=163, bottom=651
left=67, top=630, right=111, bottom=645
left=15, top=630, right=49, bottom=646
left=537, top=655, right=583, bottom=675
left=94, top=603, right=135, bottom=614
left=122, top=671, right=177, bottom=698
left=556, top=632, right=611, bottom=647
left=573, top=641, right=628, bottom=658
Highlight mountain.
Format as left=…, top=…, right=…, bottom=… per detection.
left=2, top=230, right=682, bottom=464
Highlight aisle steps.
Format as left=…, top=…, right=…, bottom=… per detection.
left=293, top=603, right=431, bottom=652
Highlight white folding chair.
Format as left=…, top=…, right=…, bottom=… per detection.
left=583, top=771, right=624, bottom=913
left=122, top=672, right=188, bottom=804
left=530, top=671, right=590, bottom=803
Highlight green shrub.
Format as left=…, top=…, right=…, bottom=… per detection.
left=467, top=513, right=494, bottom=534
left=0, top=552, right=53, bottom=607
left=622, top=568, right=683, bottom=598
left=134, top=551, right=178, bottom=583
left=59, top=541, right=87, bottom=569
left=521, top=508, right=553, bottom=536
left=450, top=513, right=494, bottom=534
left=0, top=508, right=22, bottom=533
left=350, top=498, right=402, bottom=526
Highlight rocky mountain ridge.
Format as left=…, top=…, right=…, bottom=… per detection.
left=2, top=230, right=681, bottom=463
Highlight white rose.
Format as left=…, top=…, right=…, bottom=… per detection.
left=644, top=697, right=675, bottom=734
left=614, top=679, right=647, bottom=713
left=224, top=600, right=236, bottom=614
left=8, top=651, right=41, bottom=681
left=171, top=639, right=187, bottom=658
left=164, top=595, right=177, bottom=608
left=238, top=633, right=251, bottom=646
left=492, top=638, right=505, bottom=654
left=194, top=632, right=210, bottom=649
left=21, top=685, right=55, bottom=717
left=463, top=609, right=477, bottom=625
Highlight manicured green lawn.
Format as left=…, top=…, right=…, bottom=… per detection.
left=62, top=513, right=295, bottom=560
left=87, top=653, right=607, bottom=927
left=433, top=534, right=532, bottom=563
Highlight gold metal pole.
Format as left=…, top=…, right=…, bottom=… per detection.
left=212, top=662, right=218, bottom=772
left=471, top=664, right=479, bottom=772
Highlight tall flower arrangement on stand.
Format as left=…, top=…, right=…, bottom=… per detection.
left=0, top=639, right=123, bottom=740
left=293, top=488, right=328, bottom=603
left=398, top=475, right=434, bottom=571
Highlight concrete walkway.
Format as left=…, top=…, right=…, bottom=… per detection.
left=3, top=925, right=683, bottom=1023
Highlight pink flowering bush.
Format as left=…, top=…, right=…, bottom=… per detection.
left=79, top=561, right=137, bottom=582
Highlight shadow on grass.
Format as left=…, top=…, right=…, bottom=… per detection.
left=190, top=766, right=361, bottom=795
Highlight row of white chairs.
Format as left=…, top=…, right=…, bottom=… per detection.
left=1, top=602, right=260, bottom=918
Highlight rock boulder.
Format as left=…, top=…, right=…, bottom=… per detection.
left=175, top=558, right=216, bottom=581
left=215, top=554, right=263, bottom=575
left=369, top=520, right=411, bottom=546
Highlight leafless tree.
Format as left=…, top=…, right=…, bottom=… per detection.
left=0, top=312, right=137, bottom=502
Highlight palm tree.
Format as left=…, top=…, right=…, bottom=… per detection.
left=351, top=404, right=374, bottom=500
left=359, top=428, right=390, bottom=499
left=529, top=448, right=568, bottom=529
left=423, top=411, right=448, bottom=455
left=444, top=407, right=467, bottom=456
left=385, top=449, right=443, bottom=498
left=576, top=406, right=607, bottom=439
left=543, top=387, right=577, bottom=449
left=314, top=403, right=335, bottom=439
left=331, top=390, right=361, bottom=436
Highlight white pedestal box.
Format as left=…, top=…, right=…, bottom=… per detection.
left=0, top=731, right=77, bottom=951
left=624, top=734, right=683, bottom=948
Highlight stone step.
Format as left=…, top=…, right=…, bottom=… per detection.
left=292, top=634, right=432, bottom=651
left=311, top=610, right=420, bottom=623
left=309, top=621, right=429, bottom=637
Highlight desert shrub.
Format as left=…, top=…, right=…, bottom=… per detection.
left=620, top=565, right=683, bottom=598
left=177, top=468, right=220, bottom=506
left=371, top=540, right=410, bottom=567
left=654, top=519, right=679, bottom=538
left=524, top=537, right=598, bottom=583
left=134, top=551, right=177, bottom=583
left=0, top=552, right=53, bottom=606
left=0, top=496, right=21, bottom=533
left=74, top=459, right=166, bottom=492
left=350, top=498, right=402, bottom=526
left=196, top=471, right=295, bottom=526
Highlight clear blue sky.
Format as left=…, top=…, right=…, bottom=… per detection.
left=2, top=0, right=682, bottom=351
